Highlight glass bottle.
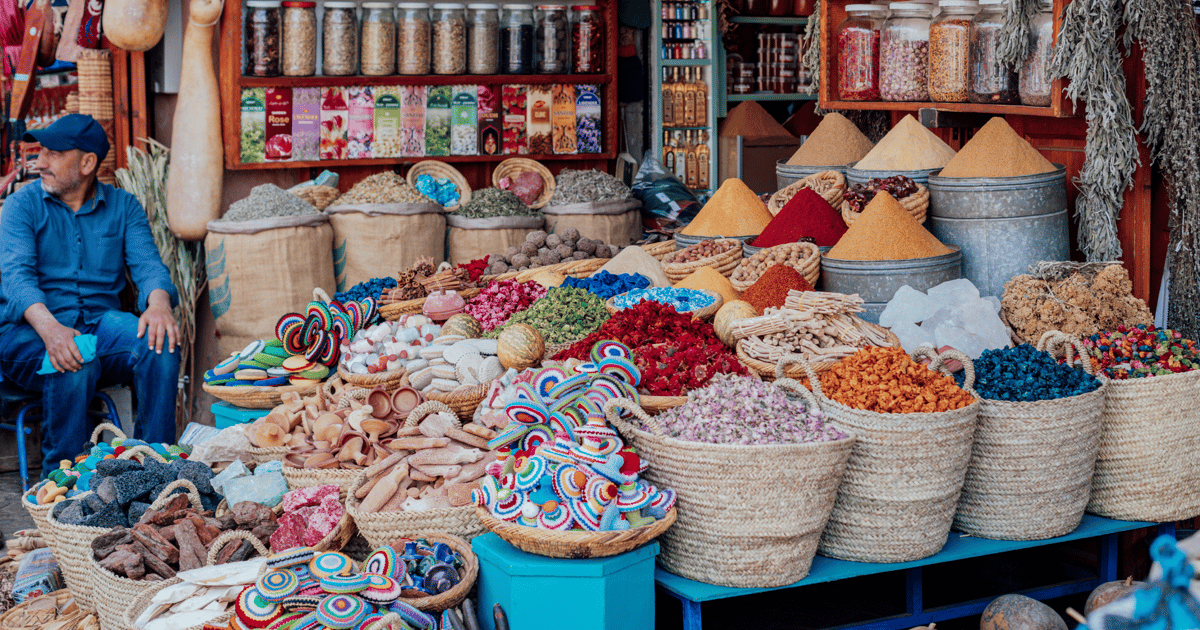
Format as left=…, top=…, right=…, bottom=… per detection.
left=836, top=4, right=885, bottom=101
left=685, top=130, right=699, bottom=188
left=468, top=3, right=499, bottom=74
left=499, top=4, right=534, bottom=73
left=1019, top=0, right=1053, bottom=106
left=969, top=0, right=1019, bottom=103
left=928, top=0, right=976, bottom=102
left=768, top=0, right=791, bottom=16
left=743, top=0, right=769, bottom=16
left=663, top=130, right=676, bottom=173
left=397, top=3, right=431, bottom=75
left=673, top=69, right=688, bottom=125
left=571, top=5, right=603, bottom=73
left=684, top=68, right=697, bottom=126
left=662, top=68, right=675, bottom=127
left=245, top=1, right=282, bottom=77
left=431, top=3, right=467, bottom=74
left=535, top=4, right=569, bottom=73
left=322, top=1, right=359, bottom=76
left=281, top=1, right=316, bottom=76
left=360, top=3, right=396, bottom=75
left=880, top=2, right=932, bottom=101
left=673, top=131, right=687, bottom=182
left=693, top=67, right=707, bottom=126
left=696, top=131, right=711, bottom=190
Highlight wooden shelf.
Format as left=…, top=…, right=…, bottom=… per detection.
left=237, top=74, right=613, bottom=88
left=662, top=59, right=713, bottom=66
left=236, top=152, right=616, bottom=170
left=727, top=93, right=819, bottom=102
left=820, top=99, right=1059, bottom=115
left=730, top=16, right=810, bottom=24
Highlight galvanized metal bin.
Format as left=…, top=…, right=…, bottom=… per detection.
left=675, top=233, right=757, bottom=250
left=821, top=248, right=963, bottom=323
left=776, top=161, right=849, bottom=190
left=845, top=163, right=943, bottom=186
left=927, top=165, right=1068, bottom=299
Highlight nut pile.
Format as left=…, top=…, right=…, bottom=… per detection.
left=843, top=175, right=920, bottom=214
left=335, top=172, right=431, bottom=205
left=732, top=242, right=817, bottom=286
left=486, top=228, right=619, bottom=275
left=673, top=239, right=735, bottom=263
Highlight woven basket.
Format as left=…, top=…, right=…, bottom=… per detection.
left=424, top=381, right=492, bottom=421
left=954, top=332, right=1106, bottom=541
left=842, top=184, right=929, bottom=227
left=89, top=481, right=204, bottom=630
left=380, top=289, right=481, bottom=320
left=246, top=444, right=291, bottom=466
left=605, top=289, right=723, bottom=321
left=407, top=160, right=472, bottom=211
left=1085, top=359, right=1200, bottom=522
left=0, top=589, right=87, bottom=630
left=768, top=170, right=846, bottom=215
left=121, top=531, right=269, bottom=630
left=735, top=323, right=902, bottom=381
left=493, top=158, right=556, bottom=210
left=602, top=383, right=853, bottom=586
left=479, top=256, right=610, bottom=283
left=660, top=239, right=744, bottom=282
left=639, top=395, right=690, bottom=414
left=476, top=505, right=675, bottom=559
left=22, top=482, right=55, bottom=544
left=202, top=381, right=323, bottom=409
left=731, top=241, right=822, bottom=290
left=280, top=463, right=362, bottom=500
left=642, top=240, right=677, bottom=261
left=293, top=184, right=340, bottom=210
left=337, top=366, right=408, bottom=391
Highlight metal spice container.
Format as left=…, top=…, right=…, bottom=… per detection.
left=535, top=4, right=569, bottom=74
left=1019, top=0, right=1054, bottom=106
left=880, top=2, right=932, bottom=102
left=281, top=1, right=316, bottom=76
left=928, top=1, right=976, bottom=102
left=571, top=5, right=603, bottom=73
left=468, top=3, right=500, bottom=74
left=397, top=3, right=432, bottom=75
left=361, top=3, right=396, bottom=75
left=836, top=4, right=885, bottom=101
left=323, top=1, right=359, bottom=75
left=245, top=1, right=282, bottom=77
left=432, top=3, right=467, bottom=74
left=969, top=0, right=1019, bottom=104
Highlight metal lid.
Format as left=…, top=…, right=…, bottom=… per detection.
left=501, top=3, right=534, bottom=8
left=282, top=1, right=316, bottom=7
left=889, top=1, right=931, bottom=12
left=246, top=1, right=281, bottom=7
left=845, top=3, right=887, bottom=11
left=323, top=1, right=357, bottom=7
left=467, top=3, right=500, bottom=7
left=362, top=2, right=393, bottom=8
left=431, top=2, right=467, bottom=8
left=397, top=2, right=429, bottom=7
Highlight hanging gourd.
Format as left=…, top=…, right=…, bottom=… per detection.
left=103, top=0, right=168, bottom=51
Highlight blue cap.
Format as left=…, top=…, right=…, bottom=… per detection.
left=23, top=114, right=110, bottom=162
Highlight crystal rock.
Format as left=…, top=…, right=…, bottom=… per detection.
left=892, top=321, right=937, bottom=354
left=927, top=278, right=981, bottom=308
left=223, top=470, right=288, bottom=507
left=210, top=459, right=251, bottom=496
left=878, top=285, right=941, bottom=328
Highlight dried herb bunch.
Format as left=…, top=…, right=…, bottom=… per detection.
left=996, top=0, right=1042, bottom=67
left=800, top=0, right=821, bottom=95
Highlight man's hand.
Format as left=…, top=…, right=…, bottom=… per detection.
left=41, top=320, right=84, bottom=372
left=138, top=289, right=179, bottom=354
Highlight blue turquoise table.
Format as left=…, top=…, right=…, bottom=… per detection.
left=656, top=515, right=1175, bottom=630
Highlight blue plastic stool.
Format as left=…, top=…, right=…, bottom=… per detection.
left=0, top=381, right=122, bottom=492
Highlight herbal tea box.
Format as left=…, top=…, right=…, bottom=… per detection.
left=551, top=84, right=577, bottom=155
left=451, top=85, right=478, bottom=156
left=347, top=86, right=374, bottom=159
left=576, top=85, right=602, bottom=154
left=373, top=86, right=402, bottom=158
left=425, top=86, right=452, bottom=156
left=527, top=85, right=552, bottom=155
left=239, top=88, right=266, bottom=164
left=264, top=87, right=292, bottom=162
left=292, top=88, right=320, bottom=161
left=401, top=85, right=427, bottom=157
left=502, top=85, right=528, bottom=155
left=320, top=87, right=349, bottom=160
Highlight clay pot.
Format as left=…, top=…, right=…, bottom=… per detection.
left=390, top=387, right=423, bottom=418
left=367, top=387, right=392, bottom=418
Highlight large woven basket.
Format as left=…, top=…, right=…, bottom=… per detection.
left=660, top=239, right=744, bottom=282
left=768, top=170, right=846, bottom=215
left=476, top=505, right=675, bottom=559
left=407, top=160, right=471, bottom=211
left=954, top=332, right=1106, bottom=541
left=813, top=349, right=980, bottom=563
left=22, top=483, right=55, bottom=544
left=424, top=381, right=492, bottom=421
left=735, top=323, right=902, bottom=381
left=731, top=241, right=822, bottom=290
left=0, top=589, right=89, bottom=630
left=492, top=158, right=556, bottom=210
left=605, top=289, right=723, bottom=321
left=202, top=380, right=323, bottom=409
left=337, top=366, right=408, bottom=391
left=642, top=240, right=676, bottom=261
left=380, top=289, right=481, bottom=321
left=602, top=383, right=853, bottom=587
left=841, top=184, right=929, bottom=227
left=280, top=463, right=362, bottom=499
left=346, top=476, right=487, bottom=548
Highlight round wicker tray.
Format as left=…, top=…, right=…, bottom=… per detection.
left=660, top=239, right=744, bottom=282
left=475, top=505, right=676, bottom=558
left=424, top=381, right=492, bottom=421
left=841, top=184, right=929, bottom=227
left=407, top=160, right=472, bottom=211
left=337, top=367, right=408, bottom=391
left=493, top=158, right=556, bottom=209
left=768, top=170, right=846, bottom=215
left=605, top=289, right=724, bottom=321
left=395, top=534, right=479, bottom=612
left=201, top=380, right=322, bottom=409
left=731, top=241, right=822, bottom=290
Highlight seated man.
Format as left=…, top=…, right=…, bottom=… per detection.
left=0, top=114, right=180, bottom=473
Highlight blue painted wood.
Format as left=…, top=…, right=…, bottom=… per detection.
left=906, top=568, right=923, bottom=615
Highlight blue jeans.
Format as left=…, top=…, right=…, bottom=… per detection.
left=0, top=311, right=179, bottom=475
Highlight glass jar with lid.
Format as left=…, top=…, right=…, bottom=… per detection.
left=245, top=0, right=282, bottom=77
left=571, top=5, right=602, bottom=73
left=1019, top=0, right=1053, bottom=106
left=928, top=0, right=977, bottom=102
left=322, top=1, right=358, bottom=75
left=431, top=3, right=467, bottom=74
left=397, top=3, right=431, bottom=75
left=880, top=2, right=931, bottom=101
left=468, top=4, right=499, bottom=74
left=535, top=5, right=568, bottom=73
left=281, top=1, right=316, bottom=76
left=500, top=4, right=534, bottom=73
left=360, top=3, right=396, bottom=75
left=969, top=0, right=1019, bottom=103
left=836, top=4, right=886, bottom=101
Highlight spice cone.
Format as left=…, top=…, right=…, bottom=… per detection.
left=680, top=178, right=773, bottom=237
left=675, top=266, right=741, bottom=304
left=786, top=113, right=875, bottom=166
left=938, top=117, right=1057, bottom=178
left=826, top=192, right=953, bottom=261
left=719, top=101, right=794, bottom=139
left=854, top=115, right=957, bottom=171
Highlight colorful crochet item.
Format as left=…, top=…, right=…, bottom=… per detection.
left=388, top=601, right=437, bottom=629
left=363, top=546, right=401, bottom=580
left=267, top=547, right=315, bottom=570
left=235, top=586, right=284, bottom=629
left=361, top=574, right=402, bottom=605
left=315, top=594, right=369, bottom=629
left=256, top=569, right=300, bottom=602
left=309, top=552, right=353, bottom=579
left=281, top=595, right=323, bottom=612
left=320, top=573, right=371, bottom=594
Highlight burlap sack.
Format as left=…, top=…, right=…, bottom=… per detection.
left=445, top=214, right=545, bottom=265
left=205, top=214, right=335, bottom=358
left=541, top=200, right=642, bottom=246
left=326, top=203, right=446, bottom=290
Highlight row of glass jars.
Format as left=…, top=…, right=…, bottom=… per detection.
left=244, top=1, right=603, bottom=77
left=836, top=0, right=1053, bottom=106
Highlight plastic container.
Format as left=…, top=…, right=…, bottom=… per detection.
left=432, top=3, right=467, bottom=74
left=500, top=4, right=534, bottom=73
left=322, top=1, right=359, bottom=75
left=361, top=2, right=396, bottom=75
left=535, top=4, right=569, bottom=73
left=245, top=0, right=282, bottom=77
left=837, top=4, right=885, bottom=101
left=397, top=3, right=432, bottom=75
left=468, top=3, right=500, bottom=74
left=880, top=2, right=932, bottom=101
left=571, top=5, right=603, bottom=73
left=928, top=0, right=976, bottom=102
left=969, top=0, right=1019, bottom=104
left=1019, top=0, right=1054, bottom=106
left=281, top=1, right=316, bottom=76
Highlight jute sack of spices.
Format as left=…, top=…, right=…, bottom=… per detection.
left=205, top=214, right=335, bottom=358
left=327, top=202, right=447, bottom=291
left=446, top=214, right=546, bottom=265
left=542, top=199, right=643, bottom=247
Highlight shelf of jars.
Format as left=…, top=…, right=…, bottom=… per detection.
left=219, top=1, right=619, bottom=169
left=651, top=0, right=719, bottom=193
left=730, top=15, right=809, bottom=24
left=727, top=93, right=818, bottom=101
left=818, top=0, right=1075, bottom=118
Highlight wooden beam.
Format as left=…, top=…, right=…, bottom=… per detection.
left=130, top=51, right=149, bottom=149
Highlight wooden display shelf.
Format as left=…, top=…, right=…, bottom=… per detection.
left=728, top=93, right=819, bottom=102
left=818, top=0, right=1077, bottom=118
left=238, top=74, right=613, bottom=88
left=730, top=15, right=809, bottom=25
left=238, top=152, right=616, bottom=170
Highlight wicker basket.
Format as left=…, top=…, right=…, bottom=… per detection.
left=22, top=482, right=55, bottom=544
left=642, top=240, right=676, bottom=261
left=479, top=256, right=610, bottom=283
left=735, top=323, right=902, bottom=381
left=639, top=395, right=690, bottom=414
left=380, top=289, right=481, bottom=321
left=280, top=463, right=362, bottom=499
left=493, top=158, right=556, bottom=210
left=730, top=241, right=822, bottom=290
left=346, top=475, right=487, bottom=548
left=0, top=589, right=87, bottom=630
left=202, top=380, right=323, bottom=409
left=603, top=382, right=851, bottom=586
left=424, top=381, right=492, bottom=421
left=337, top=366, right=408, bottom=391
left=953, top=332, right=1106, bottom=541
left=476, top=505, right=675, bottom=559
left=605, top=289, right=723, bottom=320
left=407, top=160, right=472, bottom=211
left=768, top=170, right=846, bottom=215
left=660, top=239, right=744, bottom=282
left=841, top=184, right=929, bottom=227
left=813, top=349, right=980, bottom=563
left=293, top=184, right=340, bottom=210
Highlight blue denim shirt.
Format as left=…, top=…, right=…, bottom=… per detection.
left=0, top=179, right=179, bottom=338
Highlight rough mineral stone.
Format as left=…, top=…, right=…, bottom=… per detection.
left=132, top=524, right=179, bottom=564
left=255, top=461, right=283, bottom=475
left=251, top=523, right=279, bottom=546
left=232, top=501, right=276, bottom=528
left=83, top=501, right=128, bottom=529
left=92, top=528, right=134, bottom=559
left=224, top=471, right=288, bottom=508
left=146, top=494, right=192, bottom=526
left=270, top=513, right=307, bottom=552
left=127, top=501, right=152, bottom=526
left=95, top=476, right=118, bottom=504
left=199, top=492, right=220, bottom=513
left=82, top=493, right=107, bottom=514
left=216, top=513, right=238, bottom=530
left=143, top=459, right=176, bottom=487
left=96, top=459, right=143, bottom=477
left=55, top=500, right=87, bottom=525
left=215, top=540, right=245, bottom=565
left=133, top=541, right=177, bottom=579
left=210, top=460, right=251, bottom=495
left=281, top=484, right=340, bottom=512
left=228, top=541, right=255, bottom=563
left=176, top=460, right=215, bottom=495
left=99, top=549, right=144, bottom=579
left=173, top=519, right=207, bottom=571
left=184, top=514, right=222, bottom=546
left=116, top=471, right=158, bottom=506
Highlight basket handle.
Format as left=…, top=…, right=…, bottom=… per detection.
left=773, top=353, right=824, bottom=409
left=313, top=287, right=332, bottom=303
left=602, top=398, right=665, bottom=437
left=90, top=422, right=127, bottom=443
left=363, top=613, right=410, bottom=630
left=917, top=348, right=977, bottom=395
left=403, top=400, right=461, bottom=429
left=1037, top=330, right=1095, bottom=375
left=205, top=530, right=270, bottom=566
left=148, top=479, right=204, bottom=511
left=117, top=445, right=170, bottom=463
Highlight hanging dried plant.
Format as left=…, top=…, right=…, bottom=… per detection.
left=800, top=0, right=822, bottom=95
left=715, top=0, right=736, bottom=38
left=997, top=0, right=1041, bottom=67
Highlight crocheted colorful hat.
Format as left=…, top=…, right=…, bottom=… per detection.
left=256, top=569, right=300, bottom=602
left=309, top=552, right=354, bottom=579
left=315, top=594, right=369, bottom=629
left=235, top=586, right=283, bottom=629
left=320, top=573, right=371, bottom=594
left=267, top=547, right=315, bottom=570
left=361, top=574, right=402, bottom=605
